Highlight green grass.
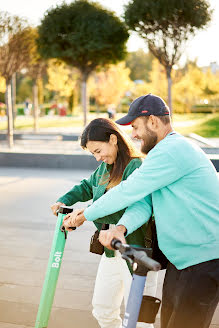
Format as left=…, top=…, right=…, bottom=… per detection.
left=172, top=113, right=207, bottom=121
left=0, top=116, right=92, bottom=131
left=0, top=113, right=219, bottom=138
left=174, top=113, right=219, bottom=138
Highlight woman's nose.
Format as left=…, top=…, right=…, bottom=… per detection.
left=95, top=154, right=101, bottom=161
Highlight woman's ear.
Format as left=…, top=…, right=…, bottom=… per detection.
left=109, top=134, right=118, bottom=145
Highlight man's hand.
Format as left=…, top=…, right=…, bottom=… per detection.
left=99, top=225, right=127, bottom=250
left=51, top=202, right=66, bottom=216
left=63, top=208, right=86, bottom=231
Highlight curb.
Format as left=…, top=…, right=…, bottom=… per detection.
left=0, top=133, right=79, bottom=141
left=0, top=152, right=98, bottom=170
left=0, top=152, right=218, bottom=171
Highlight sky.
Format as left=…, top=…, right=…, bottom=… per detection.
left=1, top=0, right=218, bottom=67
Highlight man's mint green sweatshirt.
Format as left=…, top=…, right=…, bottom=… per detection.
left=84, top=132, right=219, bottom=270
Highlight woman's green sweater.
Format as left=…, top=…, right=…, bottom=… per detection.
left=57, top=158, right=147, bottom=259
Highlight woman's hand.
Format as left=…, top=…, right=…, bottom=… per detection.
left=51, top=202, right=66, bottom=216
left=63, top=208, right=86, bottom=231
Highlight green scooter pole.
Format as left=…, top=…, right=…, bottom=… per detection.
left=35, top=206, right=75, bottom=328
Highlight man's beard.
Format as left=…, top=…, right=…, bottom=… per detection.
left=141, top=127, right=158, bottom=154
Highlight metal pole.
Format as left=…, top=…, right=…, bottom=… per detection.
left=6, top=81, right=14, bottom=148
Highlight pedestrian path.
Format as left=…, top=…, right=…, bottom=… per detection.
left=0, top=168, right=218, bottom=328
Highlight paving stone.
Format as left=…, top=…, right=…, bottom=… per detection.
left=0, top=300, right=98, bottom=328
left=0, top=323, right=30, bottom=328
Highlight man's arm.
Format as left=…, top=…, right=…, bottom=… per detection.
left=84, top=149, right=181, bottom=221
left=98, top=197, right=153, bottom=250
left=117, top=197, right=152, bottom=235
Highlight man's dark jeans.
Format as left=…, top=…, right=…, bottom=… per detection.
left=161, top=259, right=219, bottom=328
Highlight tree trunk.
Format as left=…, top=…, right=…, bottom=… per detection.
left=38, top=78, right=44, bottom=106
left=33, top=80, right=39, bottom=132
left=166, top=67, right=172, bottom=116
left=11, top=73, right=16, bottom=129
left=81, top=72, right=88, bottom=127
left=73, top=84, right=79, bottom=115
left=6, top=80, right=14, bottom=148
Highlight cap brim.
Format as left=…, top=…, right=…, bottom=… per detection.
left=116, top=114, right=136, bottom=125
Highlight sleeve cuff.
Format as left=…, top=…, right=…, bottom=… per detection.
left=84, top=207, right=95, bottom=221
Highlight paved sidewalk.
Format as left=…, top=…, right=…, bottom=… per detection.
left=0, top=168, right=218, bottom=328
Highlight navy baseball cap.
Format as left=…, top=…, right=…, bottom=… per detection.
left=116, top=94, right=170, bottom=125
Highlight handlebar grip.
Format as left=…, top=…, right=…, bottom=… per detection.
left=111, top=238, right=122, bottom=250
left=57, top=206, right=73, bottom=215
left=60, top=225, right=76, bottom=232
left=133, top=250, right=161, bottom=271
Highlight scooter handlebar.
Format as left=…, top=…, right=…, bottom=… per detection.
left=111, top=238, right=161, bottom=272
left=111, top=238, right=122, bottom=250
left=57, top=206, right=76, bottom=231
left=133, top=250, right=161, bottom=272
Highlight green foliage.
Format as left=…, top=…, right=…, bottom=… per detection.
left=38, top=0, right=129, bottom=77
left=17, top=107, right=25, bottom=115
left=202, top=86, right=217, bottom=96
left=16, top=77, right=32, bottom=103
left=124, top=0, right=211, bottom=37
left=125, top=49, right=153, bottom=82
left=124, top=0, right=212, bottom=114
left=124, top=0, right=212, bottom=80
left=124, top=0, right=211, bottom=70
left=192, top=105, right=219, bottom=113
left=0, top=92, right=4, bottom=103
left=0, top=12, right=32, bottom=81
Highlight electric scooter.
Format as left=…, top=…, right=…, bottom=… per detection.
left=35, top=206, right=75, bottom=328
left=111, top=239, right=161, bottom=328
left=35, top=206, right=161, bottom=328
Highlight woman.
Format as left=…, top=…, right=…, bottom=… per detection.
left=51, top=118, right=157, bottom=328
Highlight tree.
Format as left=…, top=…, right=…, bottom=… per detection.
left=16, top=76, right=32, bottom=103
left=124, top=0, right=212, bottom=114
left=38, top=0, right=129, bottom=125
left=125, top=49, right=153, bottom=82
left=202, top=69, right=219, bottom=104
left=26, top=27, right=47, bottom=132
left=131, top=59, right=168, bottom=101
left=89, top=62, right=133, bottom=108
left=0, top=12, right=30, bottom=147
left=173, top=64, right=219, bottom=112
left=46, top=59, right=80, bottom=113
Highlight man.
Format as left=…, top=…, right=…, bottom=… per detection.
left=69, top=94, right=219, bottom=328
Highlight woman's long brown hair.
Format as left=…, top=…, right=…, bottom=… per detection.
left=80, top=118, right=143, bottom=189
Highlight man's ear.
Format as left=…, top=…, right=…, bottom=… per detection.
left=148, top=115, right=159, bottom=130
left=109, top=134, right=118, bottom=145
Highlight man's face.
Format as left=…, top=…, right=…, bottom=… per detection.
left=131, top=117, right=158, bottom=154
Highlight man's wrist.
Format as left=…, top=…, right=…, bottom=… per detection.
left=82, top=213, right=86, bottom=221
left=116, top=225, right=127, bottom=236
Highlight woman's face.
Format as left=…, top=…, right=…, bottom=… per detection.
left=86, top=134, right=118, bottom=165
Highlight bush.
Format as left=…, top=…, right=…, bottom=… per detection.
left=192, top=104, right=219, bottom=113
left=17, top=107, right=25, bottom=115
